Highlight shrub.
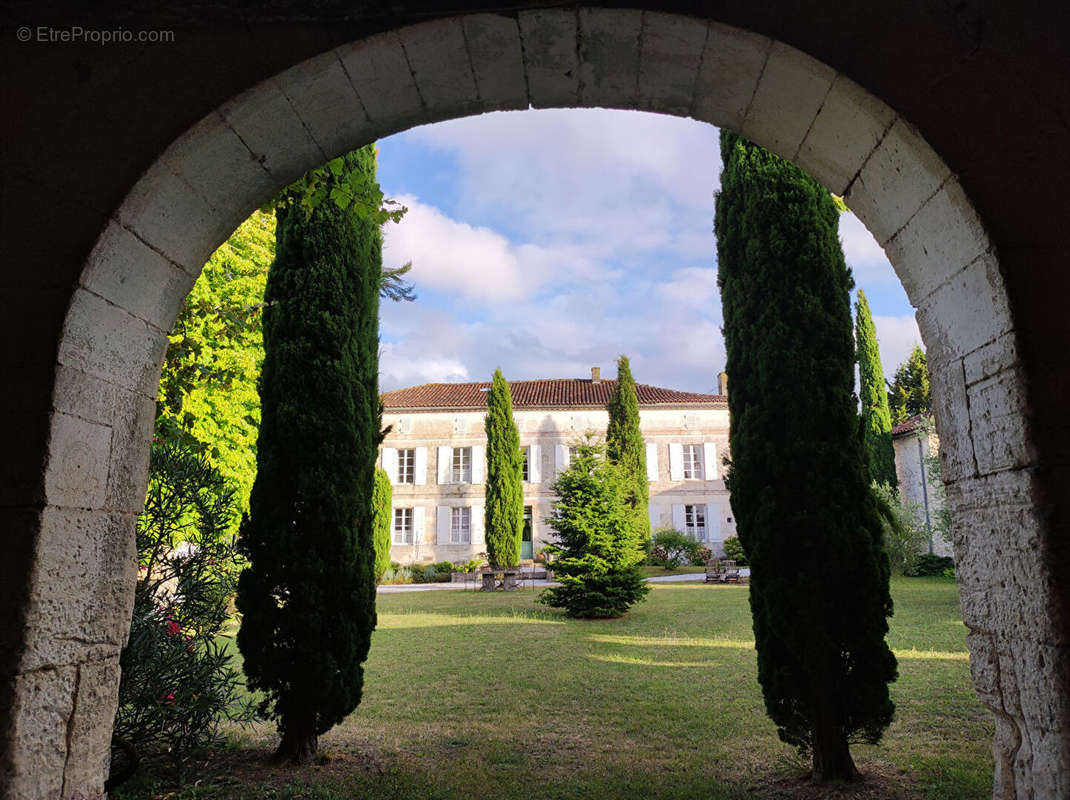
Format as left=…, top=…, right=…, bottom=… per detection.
left=871, top=481, right=930, bottom=573
left=692, top=545, right=713, bottom=566
left=904, top=553, right=955, bottom=577
left=722, top=536, right=747, bottom=565
left=649, top=528, right=701, bottom=569
left=109, top=443, right=253, bottom=789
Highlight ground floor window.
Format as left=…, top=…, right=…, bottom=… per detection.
left=450, top=506, right=471, bottom=544
left=684, top=504, right=707, bottom=541
left=393, top=508, right=413, bottom=545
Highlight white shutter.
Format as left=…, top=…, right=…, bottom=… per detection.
left=414, top=447, right=427, bottom=485
left=382, top=447, right=398, bottom=484
left=645, top=442, right=658, bottom=481
left=668, top=443, right=684, bottom=481
left=436, top=506, right=450, bottom=545
left=413, top=506, right=425, bottom=543
left=706, top=503, right=721, bottom=544
left=648, top=503, right=661, bottom=531
left=437, top=446, right=452, bottom=484
left=555, top=444, right=569, bottom=475
left=671, top=504, right=686, bottom=533
left=529, top=444, right=542, bottom=483
left=703, top=442, right=717, bottom=480
left=471, top=505, right=485, bottom=546
left=471, top=445, right=484, bottom=484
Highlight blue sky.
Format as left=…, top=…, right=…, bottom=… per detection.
left=376, top=109, right=921, bottom=394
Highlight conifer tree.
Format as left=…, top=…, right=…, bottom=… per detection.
left=855, top=290, right=897, bottom=488
left=236, top=146, right=382, bottom=763
left=372, top=467, right=392, bottom=582
left=484, top=369, right=523, bottom=567
left=888, top=345, right=931, bottom=423
left=715, top=130, right=896, bottom=781
left=606, top=355, right=649, bottom=542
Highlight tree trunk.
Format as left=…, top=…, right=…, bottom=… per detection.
left=811, top=700, right=859, bottom=782
left=273, top=710, right=318, bottom=764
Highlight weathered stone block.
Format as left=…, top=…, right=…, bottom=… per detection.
left=61, top=657, right=121, bottom=799
left=20, top=509, right=135, bottom=672
left=741, top=40, right=835, bottom=163
left=917, top=253, right=1012, bottom=362
left=844, top=117, right=950, bottom=246
left=963, top=331, right=1020, bottom=387
left=928, top=356, right=976, bottom=482
left=691, top=22, right=769, bottom=132
left=43, top=412, right=111, bottom=510
left=276, top=49, right=373, bottom=162
left=51, top=365, right=118, bottom=428
left=339, top=31, right=424, bottom=133
left=637, top=12, right=706, bottom=116
left=967, top=369, right=1035, bottom=475
left=885, top=179, right=992, bottom=306
left=80, top=221, right=195, bottom=333
left=57, top=288, right=169, bottom=399
left=578, top=8, right=641, bottom=108
left=104, top=390, right=155, bottom=514
left=518, top=9, right=579, bottom=108
left=3, top=666, right=75, bottom=799
left=400, top=18, right=481, bottom=119
left=797, top=74, right=896, bottom=195
left=219, top=81, right=326, bottom=190
left=115, top=157, right=229, bottom=276
left=461, top=14, right=527, bottom=111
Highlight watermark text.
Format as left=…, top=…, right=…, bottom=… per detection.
left=17, top=26, right=175, bottom=44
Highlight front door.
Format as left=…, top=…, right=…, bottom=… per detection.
left=521, top=506, right=533, bottom=559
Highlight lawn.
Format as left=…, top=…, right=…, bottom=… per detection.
left=116, top=577, right=993, bottom=800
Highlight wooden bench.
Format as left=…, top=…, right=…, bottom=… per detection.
left=706, top=559, right=742, bottom=583
left=479, top=568, right=520, bottom=591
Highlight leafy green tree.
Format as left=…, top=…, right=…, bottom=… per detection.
left=484, top=369, right=524, bottom=567
left=888, top=345, right=930, bottom=424
left=715, top=130, right=897, bottom=781
left=236, top=146, right=382, bottom=764
left=855, top=290, right=897, bottom=487
left=606, top=355, right=650, bottom=543
left=372, top=467, right=393, bottom=582
left=538, top=437, right=649, bottom=618
left=156, top=211, right=274, bottom=516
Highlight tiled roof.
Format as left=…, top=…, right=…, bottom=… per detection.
left=891, top=413, right=929, bottom=436
left=381, top=379, right=725, bottom=410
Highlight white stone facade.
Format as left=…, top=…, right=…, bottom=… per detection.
left=893, top=417, right=952, bottom=559
left=380, top=398, right=733, bottom=565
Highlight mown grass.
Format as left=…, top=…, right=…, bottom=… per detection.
left=115, top=577, right=992, bottom=800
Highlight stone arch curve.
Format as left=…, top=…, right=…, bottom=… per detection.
left=17, top=9, right=1052, bottom=799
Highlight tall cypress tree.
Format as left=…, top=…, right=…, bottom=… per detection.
left=715, top=131, right=896, bottom=781
left=371, top=467, right=393, bottom=582
left=855, top=290, right=897, bottom=488
left=606, top=355, right=649, bottom=542
left=484, top=369, right=523, bottom=567
left=888, top=345, right=931, bottom=423
left=236, top=146, right=382, bottom=763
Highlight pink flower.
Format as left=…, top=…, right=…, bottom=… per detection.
left=167, top=620, right=181, bottom=636
left=164, top=692, right=175, bottom=705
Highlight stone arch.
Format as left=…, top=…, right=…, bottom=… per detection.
left=12, top=10, right=1053, bottom=799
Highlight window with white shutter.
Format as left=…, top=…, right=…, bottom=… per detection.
left=414, top=447, right=427, bottom=485
left=684, top=504, right=707, bottom=541
left=397, top=448, right=415, bottom=484
left=452, top=447, right=471, bottom=483
left=528, top=445, right=542, bottom=483
left=645, top=442, right=658, bottom=481
left=437, top=447, right=452, bottom=484
left=450, top=507, right=472, bottom=544
left=392, top=508, right=413, bottom=545
left=682, top=444, right=704, bottom=480
left=703, top=442, right=717, bottom=480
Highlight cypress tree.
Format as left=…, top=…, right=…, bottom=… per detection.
left=888, top=345, right=931, bottom=423
left=484, top=369, right=523, bottom=567
left=236, top=146, right=382, bottom=763
left=855, top=290, right=897, bottom=488
left=714, top=131, right=896, bottom=781
left=606, top=355, right=650, bottom=543
left=372, top=467, right=392, bottom=582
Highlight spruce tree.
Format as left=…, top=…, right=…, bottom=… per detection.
left=855, top=290, right=897, bottom=488
left=715, top=131, right=896, bottom=781
left=888, top=345, right=931, bottom=423
left=606, top=355, right=650, bottom=543
left=484, top=369, right=523, bottom=567
left=372, top=467, right=392, bottom=582
left=236, top=146, right=382, bottom=763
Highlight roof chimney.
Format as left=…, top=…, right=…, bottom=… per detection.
left=591, top=366, right=601, bottom=384
left=718, top=371, right=728, bottom=397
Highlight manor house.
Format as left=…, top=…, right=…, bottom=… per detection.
left=379, top=368, right=733, bottom=565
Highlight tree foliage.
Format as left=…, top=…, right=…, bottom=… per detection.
left=484, top=369, right=524, bottom=567
left=538, top=437, right=649, bottom=618
left=715, top=130, right=896, bottom=781
left=855, top=290, right=897, bottom=487
left=888, top=345, right=930, bottom=424
left=236, top=146, right=382, bottom=764
left=372, top=467, right=393, bottom=582
left=606, top=355, right=650, bottom=543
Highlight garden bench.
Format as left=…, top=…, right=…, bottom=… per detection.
left=706, top=559, right=741, bottom=583
left=479, top=568, right=520, bottom=591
